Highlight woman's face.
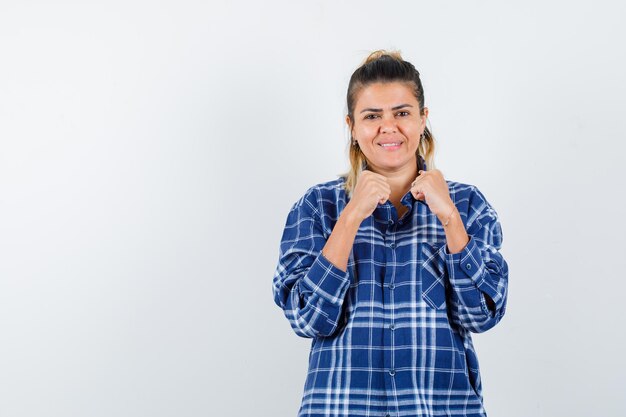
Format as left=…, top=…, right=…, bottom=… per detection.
left=347, top=81, right=428, bottom=175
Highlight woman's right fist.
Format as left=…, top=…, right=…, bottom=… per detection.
left=346, top=170, right=391, bottom=221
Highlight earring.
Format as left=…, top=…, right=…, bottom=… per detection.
left=420, top=132, right=425, bottom=140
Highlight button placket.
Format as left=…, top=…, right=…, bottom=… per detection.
left=383, top=219, right=398, bottom=397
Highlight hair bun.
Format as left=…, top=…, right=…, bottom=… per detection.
left=363, top=49, right=404, bottom=64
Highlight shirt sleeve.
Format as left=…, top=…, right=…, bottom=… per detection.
left=441, top=186, right=509, bottom=333
left=271, top=190, right=351, bottom=339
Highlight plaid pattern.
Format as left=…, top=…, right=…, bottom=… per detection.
left=272, top=170, right=509, bottom=417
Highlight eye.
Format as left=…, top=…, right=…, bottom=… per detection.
left=364, top=114, right=379, bottom=120
left=397, top=111, right=410, bottom=117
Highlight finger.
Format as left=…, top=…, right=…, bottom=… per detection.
left=412, top=173, right=433, bottom=189
left=373, top=176, right=391, bottom=189
left=362, top=183, right=388, bottom=200
left=412, top=172, right=427, bottom=187
left=370, top=171, right=391, bottom=181
left=361, top=170, right=383, bottom=182
left=360, top=173, right=388, bottom=188
left=410, top=183, right=425, bottom=199
left=371, top=180, right=391, bottom=194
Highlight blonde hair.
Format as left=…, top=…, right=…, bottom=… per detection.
left=340, top=50, right=436, bottom=198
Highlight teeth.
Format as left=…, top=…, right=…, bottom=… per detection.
left=381, top=143, right=400, bottom=147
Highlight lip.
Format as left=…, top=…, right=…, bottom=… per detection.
left=378, top=141, right=403, bottom=150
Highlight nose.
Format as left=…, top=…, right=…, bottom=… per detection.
left=380, top=114, right=397, bottom=134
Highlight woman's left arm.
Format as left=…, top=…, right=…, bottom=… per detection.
left=439, top=187, right=509, bottom=333
left=411, top=170, right=509, bottom=333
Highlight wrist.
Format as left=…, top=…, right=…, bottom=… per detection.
left=341, top=203, right=363, bottom=229
left=441, top=207, right=469, bottom=254
left=436, top=203, right=457, bottom=227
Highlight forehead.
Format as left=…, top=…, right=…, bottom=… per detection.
left=354, top=81, right=418, bottom=109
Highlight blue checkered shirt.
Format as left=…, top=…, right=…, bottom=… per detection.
left=272, top=170, right=509, bottom=417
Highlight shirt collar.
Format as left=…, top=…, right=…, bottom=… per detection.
left=369, top=155, right=428, bottom=222
left=404, top=154, right=427, bottom=206
left=364, top=154, right=427, bottom=202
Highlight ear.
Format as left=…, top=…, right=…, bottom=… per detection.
left=345, top=115, right=355, bottom=138
left=422, top=107, right=429, bottom=121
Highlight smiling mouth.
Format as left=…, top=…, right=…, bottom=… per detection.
left=379, top=142, right=402, bottom=149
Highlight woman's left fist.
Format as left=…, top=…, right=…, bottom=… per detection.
left=410, top=169, right=455, bottom=219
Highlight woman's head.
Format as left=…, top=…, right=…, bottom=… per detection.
left=342, top=50, right=436, bottom=197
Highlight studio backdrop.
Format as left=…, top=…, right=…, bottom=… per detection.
left=0, top=1, right=624, bottom=416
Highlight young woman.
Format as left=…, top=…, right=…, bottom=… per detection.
left=272, top=50, right=509, bottom=417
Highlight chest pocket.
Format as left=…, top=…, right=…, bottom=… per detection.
left=419, top=242, right=449, bottom=310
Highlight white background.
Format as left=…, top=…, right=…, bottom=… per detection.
left=1, top=1, right=625, bottom=416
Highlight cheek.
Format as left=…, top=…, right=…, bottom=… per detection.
left=355, top=125, right=377, bottom=139
left=400, top=122, right=421, bottom=138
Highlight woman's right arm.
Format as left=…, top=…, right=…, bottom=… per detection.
left=271, top=191, right=357, bottom=339
left=319, top=204, right=361, bottom=272
left=323, top=170, right=393, bottom=272
left=272, top=172, right=391, bottom=339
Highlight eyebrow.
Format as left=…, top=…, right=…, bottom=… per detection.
left=360, top=104, right=413, bottom=113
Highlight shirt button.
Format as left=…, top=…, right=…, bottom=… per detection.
left=388, top=219, right=393, bottom=225
left=389, top=242, right=396, bottom=249
left=389, top=323, right=395, bottom=330
left=466, top=263, right=472, bottom=270
left=389, top=283, right=395, bottom=290
left=389, top=369, right=395, bottom=376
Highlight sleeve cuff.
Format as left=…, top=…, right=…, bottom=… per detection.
left=300, top=251, right=351, bottom=305
left=442, top=236, right=487, bottom=288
